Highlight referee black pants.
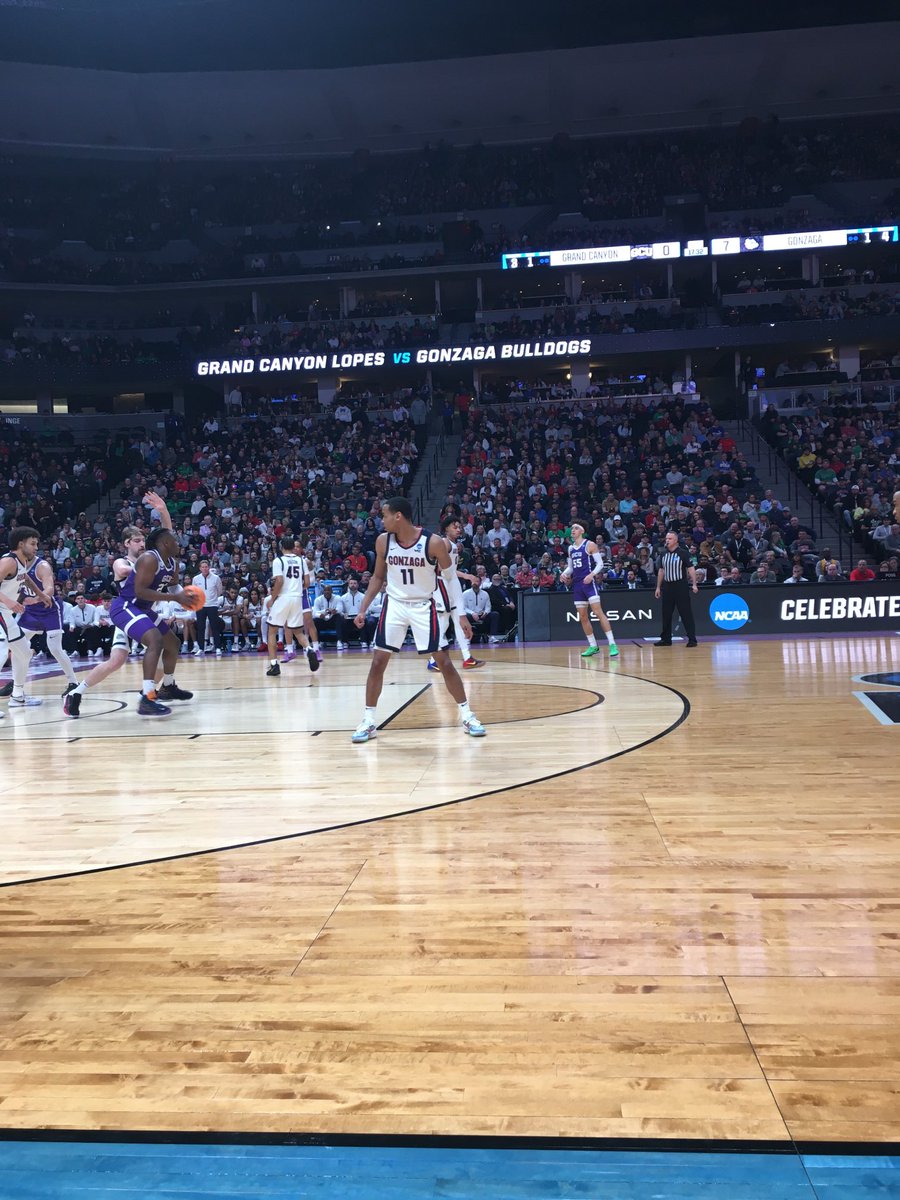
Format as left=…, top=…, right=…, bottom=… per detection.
left=660, top=580, right=696, bottom=642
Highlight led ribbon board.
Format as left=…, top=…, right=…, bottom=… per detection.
left=195, top=338, right=594, bottom=377
left=500, top=226, right=898, bottom=267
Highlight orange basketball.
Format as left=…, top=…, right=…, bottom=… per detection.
left=179, top=585, right=205, bottom=612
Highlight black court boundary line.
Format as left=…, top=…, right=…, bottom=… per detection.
left=0, top=1129, right=898, bottom=1156
left=379, top=680, right=604, bottom=731
left=377, top=681, right=431, bottom=730
left=3, top=680, right=603, bottom=742
left=0, top=697, right=128, bottom=734
left=0, top=672, right=688, bottom=889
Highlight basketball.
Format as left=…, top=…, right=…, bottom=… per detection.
left=178, top=585, right=205, bottom=612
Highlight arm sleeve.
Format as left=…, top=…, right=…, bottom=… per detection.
left=591, top=551, right=604, bottom=573
left=441, top=562, right=465, bottom=612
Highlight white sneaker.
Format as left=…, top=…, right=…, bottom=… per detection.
left=351, top=719, right=377, bottom=744
left=9, top=694, right=42, bottom=707
left=215, top=649, right=223, bottom=658
left=336, top=641, right=347, bottom=650
left=192, top=647, right=203, bottom=656
left=462, top=714, right=486, bottom=737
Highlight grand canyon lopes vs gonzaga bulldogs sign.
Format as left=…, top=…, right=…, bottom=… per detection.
left=195, top=339, right=593, bottom=376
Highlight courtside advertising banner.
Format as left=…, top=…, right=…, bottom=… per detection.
left=519, top=581, right=900, bottom=642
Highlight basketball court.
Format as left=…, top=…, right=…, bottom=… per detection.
left=1, top=637, right=899, bottom=1191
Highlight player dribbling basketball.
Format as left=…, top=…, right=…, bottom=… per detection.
left=108, top=527, right=194, bottom=717
left=64, top=492, right=173, bottom=718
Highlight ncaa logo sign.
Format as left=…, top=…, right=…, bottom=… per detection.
left=709, top=592, right=750, bottom=631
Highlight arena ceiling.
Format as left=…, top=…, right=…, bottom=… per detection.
left=0, top=20, right=897, bottom=158
left=0, top=0, right=894, bottom=72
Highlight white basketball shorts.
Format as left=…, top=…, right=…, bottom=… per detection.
left=374, top=595, right=439, bottom=655
left=268, top=595, right=306, bottom=630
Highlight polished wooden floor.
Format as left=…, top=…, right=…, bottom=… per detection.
left=1, top=636, right=899, bottom=1142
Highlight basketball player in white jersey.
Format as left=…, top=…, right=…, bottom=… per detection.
left=64, top=491, right=172, bottom=718
left=0, top=526, right=55, bottom=710
left=427, top=512, right=484, bottom=673
left=264, top=536, right=319, bottom=677
left=352, top=496, right=486, bottom=742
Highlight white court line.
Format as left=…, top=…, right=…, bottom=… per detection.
left=852, top=691, right=898, bottom=726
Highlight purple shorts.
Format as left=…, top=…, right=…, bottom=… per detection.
left=19, top=597, right=64, bottom=633
left=572, top=577, right=600, bottom=606
left=109, top=597, right=170, bottom=642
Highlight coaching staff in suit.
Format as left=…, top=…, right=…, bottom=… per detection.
left=655, top=530, right=699, bottom=647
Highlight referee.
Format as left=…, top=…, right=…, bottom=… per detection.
left=655, top=531, right=699, bottom=647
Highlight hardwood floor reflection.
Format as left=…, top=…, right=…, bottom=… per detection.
left=0, top=636, right=898, bottom=1141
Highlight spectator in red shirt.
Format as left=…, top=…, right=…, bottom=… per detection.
left=849, top=559, right=876, bottom=582
left=347, top=545, right=368, bottom=575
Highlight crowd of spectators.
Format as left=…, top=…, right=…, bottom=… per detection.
left=758, top=400, right=900, bottom=566
left=2, top=379, right=896, bottom=666
left=471, top=303, right=690, bottom=344
left=217, top=317, right=439, bottom=361
left=2, top=113, right=898, bottom=285
left=723, top=286, right=900, bottom=327
left=2, top=315, right=440, bottom=372
left=438, top=394, right=898, bottom=605
left=0, top=425, right=132, bottom=536
left=1, top=401, right=423, bottom=652
left=861, top=348, right=900, bottom=382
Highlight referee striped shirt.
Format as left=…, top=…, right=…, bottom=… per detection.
left=660, top=547, right=692, bottom=583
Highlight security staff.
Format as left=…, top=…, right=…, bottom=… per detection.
left=655, top=530, right=699, bottom=647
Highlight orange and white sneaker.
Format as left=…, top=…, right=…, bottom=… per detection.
left=462, top=657, right=485, bottom=669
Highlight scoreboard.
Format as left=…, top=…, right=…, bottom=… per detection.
left=709, top=226, right=898, bottom=255
left=501, top=225, right=898, bottom=269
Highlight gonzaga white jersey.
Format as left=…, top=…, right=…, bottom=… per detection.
left=385, top=528, right=437, bottom=602
left=272, top=553, right=306, bottom=596
left=0, top=554, right=29, bottom=606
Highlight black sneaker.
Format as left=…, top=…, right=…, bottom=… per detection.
left=686, top=639, right=699, bottom=648
left=157, top=682, right=194, bottom=701
left=656, top=640, right=673, bottom=647
left=306, top=647, right=320, bottom=673
left=0, top=681, right=13, bottom=698
left=63, top=690, right=82, bottom=718
left=137, top=694, right=172, bottom=718
left=62, top=682, right=78, bottom=697
left=266, top=662, right=281, bottom=677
